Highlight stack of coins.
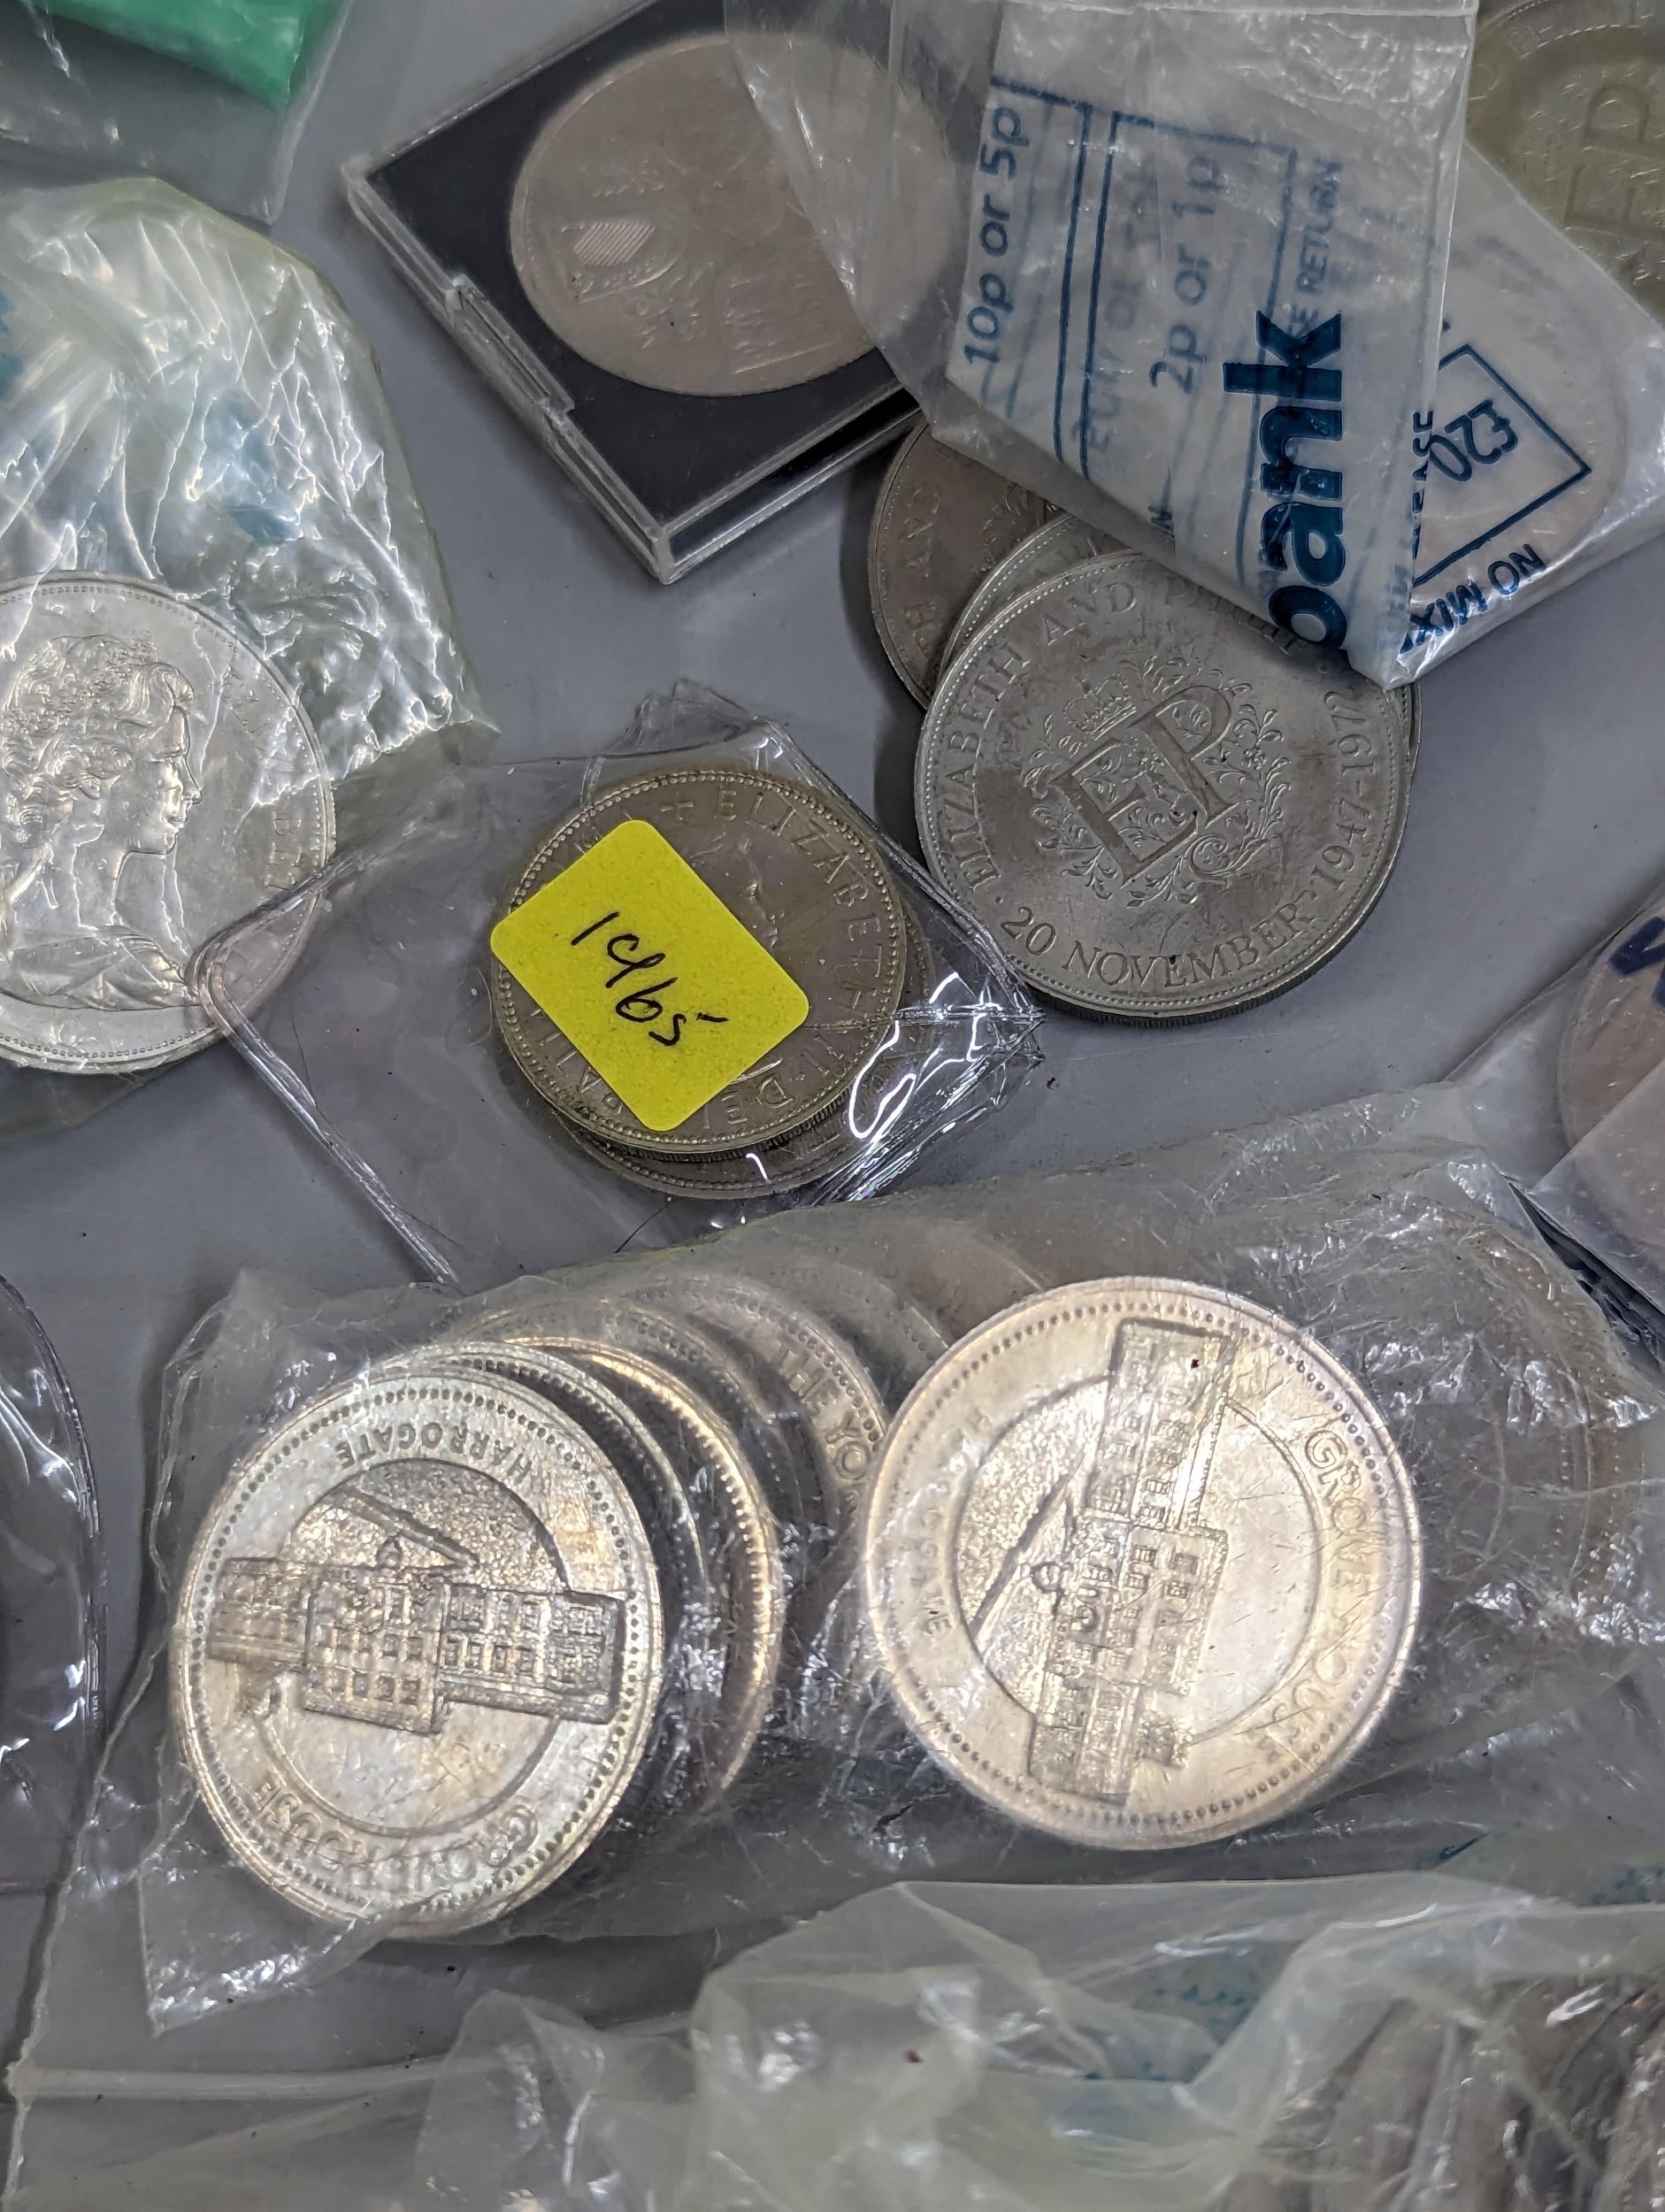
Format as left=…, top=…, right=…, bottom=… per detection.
left=487, top=762, right=914, bottom=1198
left=869, top=429, right=1423, bottom=1023
left=169, top=1184, right=1641, bottom=1931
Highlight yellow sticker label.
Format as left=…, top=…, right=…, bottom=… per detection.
left=489, top=817, right=810, bottom=1133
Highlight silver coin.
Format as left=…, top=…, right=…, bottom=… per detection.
left=862, top=1277, right=1422, bottom=1848
left=404, top=1341, right=722, bottom=1832
left=0, top=575, right=334, bottom=1074
left=916, top=556, right=1411, bottom=1021
left=491, top=764, right=909, bottom=1157
left=489, top=1327, right=785, bottom=1797
left=868, top=426, right=1055, bottom=702
left=939, top=518, right=1122, bottom=675
left=735, top=1248, right=949, bottom=1412
left=508, top=34, right=873, bottom=397
left=651, top=1266, right=890, bottom=1521
left=1469, top=0, right=1665, bottom=319
left=172, top=1363, right=662, bottom=1934
left=941, top=524, right=1423, bottom=764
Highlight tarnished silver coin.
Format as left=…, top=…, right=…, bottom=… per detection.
left=172, top=1364, right=662, bottom=1933
left=868, top=426, right=1054, bottom=702
left=491, top=764, right=908, bottom=1156
left=916, top=556, right=1410, bottom=1021
left=1469, top=0, right=1665, bottom=318
left=940, top=517, right=1122, bottom=674
left=508, top=34, right=873, bottom=396
left=862, top=1278, right=1421, bottom=1848
left=0, top=575, right=334, bottom=1075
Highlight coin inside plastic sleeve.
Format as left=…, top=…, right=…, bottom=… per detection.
left=491, top=764, right=909, bottom=1156
left=916, top=555, right=1410, bottom=1021
left=861, top=1277, right=1422, bottom=1848
left=509, top=33, right=873, bottom=398
left=171, top=1363, right=663, bottom=1934
left=868, top=426, right=1055, bottom=702
left=1469, top=0, right=1665, bottom=319
left=1559, top=891, right=1665, bottom=1149
left=0, top=574, right=334, bottom=1076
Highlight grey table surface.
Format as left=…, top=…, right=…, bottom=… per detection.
left=6, top=0, right=1665, bottom=2127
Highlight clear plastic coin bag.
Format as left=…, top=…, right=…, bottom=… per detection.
left=26, top=1869, right=1665, bottom=2207
left=404, top=1875, right=1665, bottom=2212
left=1455, top=869, right=1665, bottom=1322
left=126, top=1084, right=1665, bottom=2027
left=732, top=0, right=1476, bottom=682
left=0, top=1271, right=102, bottom=1893
left=0, top=0, right=410, bottom=222
left=0, top=174, right=490, bottom=1141
left=191, top=682, right=1044, bottom=1285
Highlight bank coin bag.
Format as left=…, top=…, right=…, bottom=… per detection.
left=0, top=176, right=490, bottom=1144
left=1399, top=150, right=1665, bottom=683
left=127, top=1086, right=1665, bottom=2026
left=191, top=683, right=1043, bottom=1287
left=405, top=1877, right=1665, bottom=2212
left=1455, top=867, right=1665, bottom=1321
left=0, top=0, right=406, bottom=223
left=0, top=1271, right=102, bottom=1895
left=733, top=0, right=1475, bottom=682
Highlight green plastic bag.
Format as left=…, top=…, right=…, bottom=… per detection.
left=29, top=0, right=342, bottom=105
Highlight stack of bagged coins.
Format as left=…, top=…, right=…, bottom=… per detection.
left=486, top=761, right=916, bottom=1198
left=167, top=1150, right=1650, bottom=1935
left=869, top=426, right=1423, bottom=1024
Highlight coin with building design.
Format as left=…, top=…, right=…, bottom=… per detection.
left=172, top=1365, right=662, bottom=1933
left=915, top=555, right=1409, bottom=1020
left=861, top=1278, right=1421, bottom=1847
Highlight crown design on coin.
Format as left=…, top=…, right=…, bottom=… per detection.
left=1004, top=1317, right=1235, bottom=1801
left=205, top=1482, right=624, bottom=1739
left=1017, top=634, right=1289, bottom=909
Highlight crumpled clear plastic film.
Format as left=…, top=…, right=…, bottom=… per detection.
left=22, top=1871, right=1665, bottom=2208
left=0, top=0, right=408, bottom=222
left=0, top=175, right=489, bottom=1140
left=1456, top=871, right=1665, bottom=1324
left=0, top=1271, right=102, bottom=1893
left=732, top=0, right=1475, bottom=683
left=406, top=1875, right=1665, bottom=2212
left=191, top=682, right=1044, bottom=1285
left=123, top=1086, right=1665, bottom=2028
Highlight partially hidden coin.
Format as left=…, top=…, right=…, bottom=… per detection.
left=939, top=521, right=1421, bottom=765
left=491, top=1327, right=785, bottom=1797
left=0, top=575, right=334, bottom=1075
left=508, top=33, right=874, bottom=397
left=939, top=517, right=1122, bottom=675
left=172, top=1363, right=662, bottom=1934
left=1469, top=0, right=1665, bottom=319
left=868, top=425, right=1054, bottom=702
left=861, top=1277, right=1422, bottom=1848
left=405, top=1342, right=718, bottom=1834
left=916, top=555, right=1411, bottom=1021
left=490, top=764, right=909, bottom=1156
